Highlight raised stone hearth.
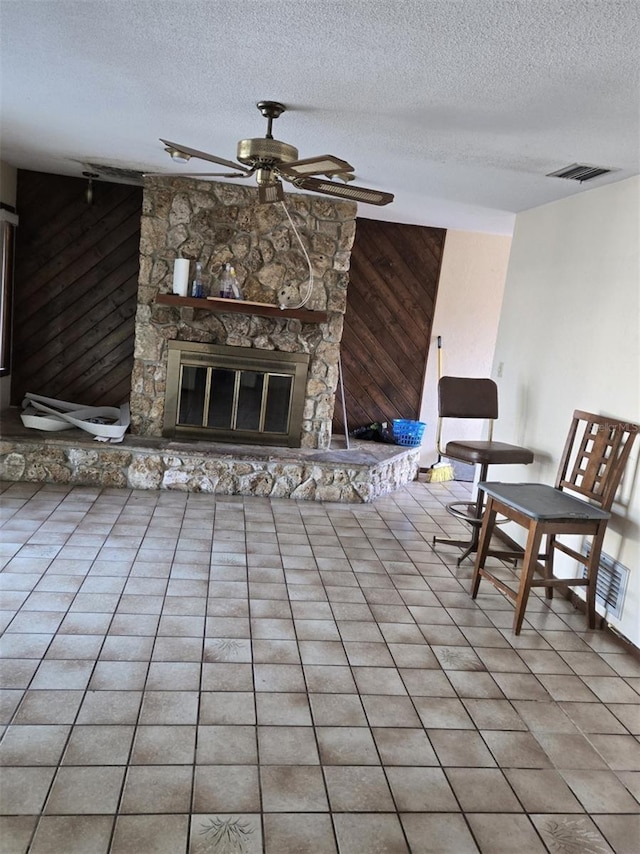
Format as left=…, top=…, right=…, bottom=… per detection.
left=0, top=408, right=419, bottom=503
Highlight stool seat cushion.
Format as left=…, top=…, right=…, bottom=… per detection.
left=445, top=441, right=534, bottom=466
left=479, top=482, right=610, bottom=522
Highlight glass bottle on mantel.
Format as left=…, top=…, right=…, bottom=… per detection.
left=219, top=263, right=234, bottom=299
left=191, top=262, right=204, bottom=298
left=230, top=266, right=244, bottom=300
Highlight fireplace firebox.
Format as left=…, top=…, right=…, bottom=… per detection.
left=163, top=341, right=310, bottom=447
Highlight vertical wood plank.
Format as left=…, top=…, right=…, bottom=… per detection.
left=334, top=218, right=445, bottom=433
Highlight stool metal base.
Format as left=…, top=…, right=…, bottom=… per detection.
left=433, top=497, right=485, bottom=566
left=431, top=473, right=515, bottom=567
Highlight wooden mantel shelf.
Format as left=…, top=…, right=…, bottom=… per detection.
left=156, top=294, right=328, bottom=323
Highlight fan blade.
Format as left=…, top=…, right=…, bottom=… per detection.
left=292, top=176, right=394, bottom=206
left=278, top=154, right=354, bottom=179
left=144, top=171, right=252, bottom=179
left=160, top=139, right=251, bottom=173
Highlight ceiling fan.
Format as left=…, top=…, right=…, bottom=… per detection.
left=154, top=101, right=394, bottom=206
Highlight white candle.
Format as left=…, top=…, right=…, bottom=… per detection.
left=172, top=258, right=190, bottom=296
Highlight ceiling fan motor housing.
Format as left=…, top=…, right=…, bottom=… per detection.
left=237, top=138, right=299, bottom=167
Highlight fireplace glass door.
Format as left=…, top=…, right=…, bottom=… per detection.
left=164, top=342, right=309, bottom=447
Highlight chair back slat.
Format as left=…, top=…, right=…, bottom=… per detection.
left=557, top=410, right=638, bottom=510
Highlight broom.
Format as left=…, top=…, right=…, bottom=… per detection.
left=422, top=336, right=455, bottom=483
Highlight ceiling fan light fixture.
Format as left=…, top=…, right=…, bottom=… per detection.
left=82, top=171, right=99, bottom=205
left=258, top=180, right=285, bottom=204
left=165, top=146, right=191, bottom=164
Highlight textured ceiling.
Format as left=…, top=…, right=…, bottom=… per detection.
left=1, top=0, right=639, bottom=233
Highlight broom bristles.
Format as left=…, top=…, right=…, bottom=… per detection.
left=423, top=461, right=455, bottom=483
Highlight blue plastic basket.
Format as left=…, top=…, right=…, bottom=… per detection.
left=392, top=419, right=426, bottom=447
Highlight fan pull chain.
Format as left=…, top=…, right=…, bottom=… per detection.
left=278, top=201, right=314, bottom=310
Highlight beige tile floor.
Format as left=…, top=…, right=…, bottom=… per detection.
left=0, top=479, right=638, bottom=854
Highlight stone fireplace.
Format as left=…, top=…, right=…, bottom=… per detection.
left=130, top=177, right=357, bottom=449
left=0, top=176, right=421, bottom=503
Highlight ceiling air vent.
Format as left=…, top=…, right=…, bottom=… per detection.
left=546, top=163, right=613, bottom=183
left=83, top=163, right=144, bottom=185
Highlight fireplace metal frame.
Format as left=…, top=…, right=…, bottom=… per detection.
left=163, top=341, right=310, bottom=447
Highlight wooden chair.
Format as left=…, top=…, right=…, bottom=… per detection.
left=432, top=377, right=534, bottom=565
left=470, top=409, right=638, bottom=634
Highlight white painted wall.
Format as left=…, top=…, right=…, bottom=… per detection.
left=0, top=160, right=17, bottom=410
left=492, top=175, right=640, bottom=645
left=419, top=229, right=512, bottom=466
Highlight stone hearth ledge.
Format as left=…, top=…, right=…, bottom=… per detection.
left=0, top=409, right=419, bottom=503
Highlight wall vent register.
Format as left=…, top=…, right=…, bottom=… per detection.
left=581, top=545, right=629, bottom=620
left=163, top=341, right=310, bottom=447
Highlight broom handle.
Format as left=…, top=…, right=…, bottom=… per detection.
left=436, top=336, right=443, bottom=461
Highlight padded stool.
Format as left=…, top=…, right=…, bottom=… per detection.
left=431, top=377, right=534, bottom=565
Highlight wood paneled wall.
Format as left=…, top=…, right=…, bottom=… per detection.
left=11, top=170, right=142, bottom=407
left=334, top=218, right=445, bottom=434
left=9, top=175, right=444, bottom=434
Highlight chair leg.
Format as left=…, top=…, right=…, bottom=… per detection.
left=544, top=534, right=556, bottom=600
left=585, top=525, right=606, bottom=630
left=513, top=521, right=544, bottom=635
left=470, top=497, right=498, bottom=599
